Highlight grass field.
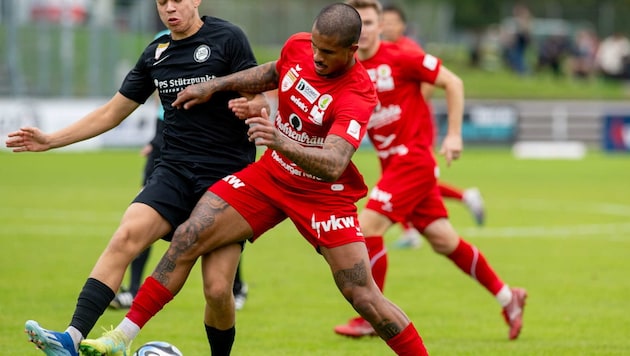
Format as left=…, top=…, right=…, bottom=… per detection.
left=1, top=147, right=629, bottom=355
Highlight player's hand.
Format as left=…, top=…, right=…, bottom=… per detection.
left=5, top=127, right=51, bottom=152
left=228, top=97, right=255, bottom=119
left=245, top=108, right=278, bottom=147
left=439, top=133, right=463, bottom=166
left=172, top=82, right=213, bottom=110
left=140, top=143, right=153, bottom=157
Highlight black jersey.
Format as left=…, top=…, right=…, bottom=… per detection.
left=119, top=16, right=257, bottom=169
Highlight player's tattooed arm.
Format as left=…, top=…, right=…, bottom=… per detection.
left=173, top=61, right=279, bottom=110
left=278, top=134, right=356, bottom=182
left=219, top=61, right=279, bottom=94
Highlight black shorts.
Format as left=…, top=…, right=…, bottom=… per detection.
left=133, top=160, right=229, bottom=241
left=142, top=145, right=162, bottom=186
left=142, top=119, right=165, bottom=185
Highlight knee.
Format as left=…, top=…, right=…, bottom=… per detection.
left=109, top=226, right=144, bottom=257
left=345, top=286, right=380, bottom=317
left=424, top=222, right=459, bottom=255
left=203, top=278, right=234, bottom=308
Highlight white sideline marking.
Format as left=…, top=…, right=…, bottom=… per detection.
left=516, top=200, right=630, bottom=217
left=0, top=207, right=122, bottom=222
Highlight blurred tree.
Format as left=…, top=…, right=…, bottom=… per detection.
left=445, top=0, right=630, bottom=35
left=448, top=0, right=503, bottom=30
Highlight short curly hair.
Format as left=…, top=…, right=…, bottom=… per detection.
left=313, top=3, right=362, bottom=47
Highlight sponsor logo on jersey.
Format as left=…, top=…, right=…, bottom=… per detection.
left=318, top=94, right=333, bottom=110
left=281, top=65, right=301, bottom=92
left=422, top=54, right=438, bottom=71
left=155, top=74, right=216, bottom=93
left=289, top=114, right=302, bottom=131
left=369, top=186, right=394, bottom=212
left=367, top=64, right=395, bottom=92
left=222, top=175, right=245, bottom=189
left=295, top=78, right=320, bottom=104
left=372, top=133, right=396, bottom=148
left=307, top=106, right=323, bottom=126
left=194, top=45, right=211, bottom=63
left=376, top=144, right=409, bottom=159
left=306, top=94, right=332, bottom=126
left=368, top=104, right=402, bottom=130
left=290, top=95, right=309, bottom=113
left=311, top=213, right=359, bottom=238
left=270, top=150, right=322, bottom=181
left=275, top=115, right=324, bottom=147
left=155, top=42, right=170, bottom=60
left=346, top=119, right=361, bottom=141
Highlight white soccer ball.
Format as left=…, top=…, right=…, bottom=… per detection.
left=133, top=341, right=183, bottom=356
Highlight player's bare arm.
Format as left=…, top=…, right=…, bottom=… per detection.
left=173, top=62, right=280, bottom=110
left=248, top=113, right=355, bottom=182
left=229, top=93, right=271, bottom=119
left=5, top=93, right=138, bottom=152
left=288, top=135, right=356, bottom=182
left=434, top=65, right=465, bottom=165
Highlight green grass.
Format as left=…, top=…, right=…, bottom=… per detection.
left=1, top=147, right=630, bottom=355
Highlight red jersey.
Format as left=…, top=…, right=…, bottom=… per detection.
left=360, top=41, right=441, bottom=167
left=257, top=32, right=377, bottom=196
left=393, top=36, right=425, bottom=55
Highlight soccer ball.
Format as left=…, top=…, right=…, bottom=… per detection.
left=133, top=341, right=183, bottom=356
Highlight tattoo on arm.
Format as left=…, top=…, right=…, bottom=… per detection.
left=280, top=135, right=355, bottom=182
left=215, top=61, right=279, bottom=93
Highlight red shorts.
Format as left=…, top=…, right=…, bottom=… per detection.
left=209, top=163, right=366, bottom=250
left=365, top=150, right=448, bottom=232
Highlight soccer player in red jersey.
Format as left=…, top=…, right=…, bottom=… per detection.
left=80, top=4, right=429, bottom=355
left=335, top=0, right=527, bottom=341
left=382, top=4, right=486, bottom=249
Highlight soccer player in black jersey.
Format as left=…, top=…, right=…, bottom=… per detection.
left=7, top=1, right=265, bottom=355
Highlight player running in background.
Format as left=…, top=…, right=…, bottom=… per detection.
left=381, top=3, right=485, bottom=249
left=334, top=0, right=527, bottom=341
left=80, top=4, right=429, bottom=355
left=7, top=1, right=266, bottom=355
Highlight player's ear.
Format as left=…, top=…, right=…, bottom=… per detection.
left=349, top=43, right=359, bottom=52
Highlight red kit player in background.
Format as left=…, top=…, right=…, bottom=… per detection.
left=335, top=0, right=527, bottom=341
left=382, top=3, right=486, bottom=249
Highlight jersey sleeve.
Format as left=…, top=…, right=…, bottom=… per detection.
left=226, top=25, right=258, bottom=72
left=401, top=49, right=442, bottom=85
left=118, top=49, right=156, bottom=105
left=328, top=74, right=377, bottom=149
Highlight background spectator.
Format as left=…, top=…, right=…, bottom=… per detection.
left=569, top=29, right=599, bottom=79
left=595, top=32, right=630, bottom=80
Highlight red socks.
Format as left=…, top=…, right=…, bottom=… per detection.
left=447, top=238, right=504, bottom=295
left=386, top=323, right=429, bottom=356
left=126, top=276, right=174, bottom=328
left=365, top=236, right=387, bottom=292
left=438, top=183, right=464, bottom=200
